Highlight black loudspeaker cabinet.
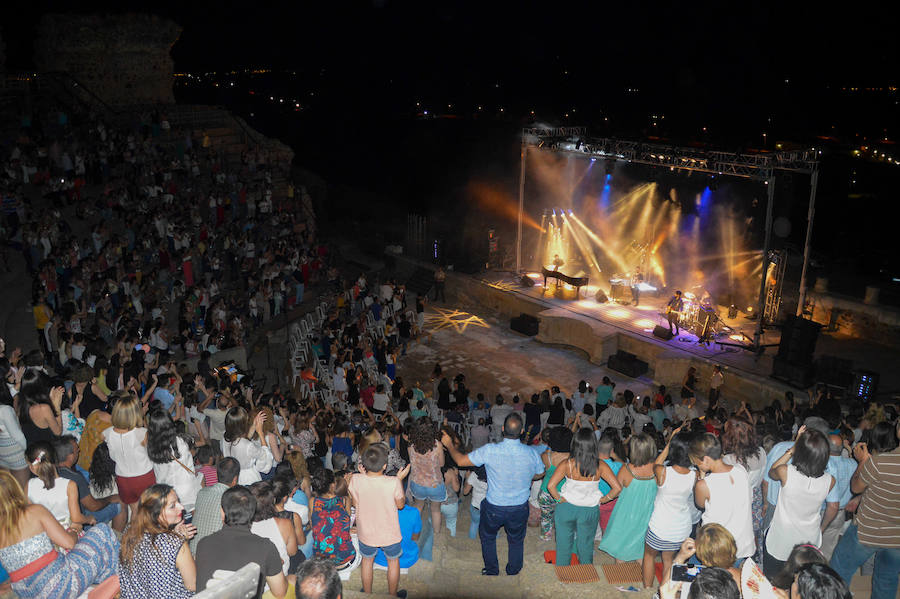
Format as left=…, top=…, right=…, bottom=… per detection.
left=652, top=325, right=674, bottom=340
left=777, top=316, right=821, bottom=365
left=772, top=356, right=816, bottom=388
left=510, top=314, right=539, bottom=336
left=815, top=355, right=854, bottom=389
left=607, top=351, right=649, bottom=378
left=520, top=275, right=536, bottom=287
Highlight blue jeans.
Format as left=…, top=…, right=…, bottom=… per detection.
left=831, top=524, right=900, bottom=599
left=479, top=500, right=528, bottom=575
left=441, top=500, right=458, bottom=537
left=295, top=283, right=304, bottom=305
left=84, top=502, right=121, bottom=524
left=469, top=503, right=481, bottom=539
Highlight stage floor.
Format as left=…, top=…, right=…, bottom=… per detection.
left=478, top=270, right=784, bottom=381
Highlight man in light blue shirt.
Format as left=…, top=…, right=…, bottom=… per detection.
left=820, top=434, right=857, bottom=559
left=761, top=416, right=830, bottom=531
left=441, top=412, right=544, bottom=576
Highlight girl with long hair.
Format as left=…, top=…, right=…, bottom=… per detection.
left=0, top=470, right=118, bottom=599
left=642, top=428, right=696, bottom=588
left=25, top=442, right=94, bottom=529
left=147, top=409, right=201, bottom=513
left=118, top=484, right=197, bottom=599
left=548, top=427, right=621, bottom=565
left=89, top=442, right=118, bottom=499
left=721, top=415, right=767, bottom=560
left=17, top=370, right=63, bottom=444
left=597, top=433, right=659, bottom=562
left=407, top=418, right=445, bottom=534
left=221, top=406, right=273, bottom=484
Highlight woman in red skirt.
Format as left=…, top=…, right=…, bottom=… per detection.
left=102, top=393, right=155, bottom=518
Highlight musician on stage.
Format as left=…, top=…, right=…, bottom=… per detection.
left=630, top=267, right=643, bottom=306
left=666, top=290, right=684, bottom=336
left=552, top=254, right=564, bottom=271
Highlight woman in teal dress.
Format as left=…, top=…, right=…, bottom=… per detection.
left=597, top=433, right=659, bottom=562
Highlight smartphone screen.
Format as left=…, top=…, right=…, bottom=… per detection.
left=671, top=564, right=703, bottom=583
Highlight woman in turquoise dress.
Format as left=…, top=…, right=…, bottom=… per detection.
left=0, top=470, right=119, bottom=599
left=596, top=433, right=659, bottom=562
left=310, top=468, right=356, bottom=569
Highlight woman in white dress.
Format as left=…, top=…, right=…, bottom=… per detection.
left=763, top=426, right=834, bottom=576
left=221, top=407, right=273, bottom=485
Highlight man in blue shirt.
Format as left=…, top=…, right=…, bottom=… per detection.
left=441, top=412, right=544, bottom=576
left=820, top=434, right=857, bottom=559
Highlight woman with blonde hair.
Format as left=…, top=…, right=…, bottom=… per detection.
left=103, top=393, right=155, bottom=515
left=222, top=406, right=273, bottom=484
left=118, top=484, right=197, bottom=599
left=0, top=470, right=118, bottom=599
left=669, top=523, right=742, bottom=588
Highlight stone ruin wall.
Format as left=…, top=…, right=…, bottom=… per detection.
left=34, top=13, right=182, bottom=107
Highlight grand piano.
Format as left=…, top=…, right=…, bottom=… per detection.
left=541, top=267, right=590, bottom=298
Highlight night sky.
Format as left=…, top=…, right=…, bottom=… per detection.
left=2, top=2, right=898, bottom=290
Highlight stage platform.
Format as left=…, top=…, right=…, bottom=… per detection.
left=453, top=270, right=795, bottom=408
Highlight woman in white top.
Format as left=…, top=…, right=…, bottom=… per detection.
left=221, top=407, right=273, bottom=485
left=548, top=427, right=621, bottom=566
left=463, top=466, right=489, bottom=540
left=763, top=426, right=834, bottom=576
left=103, top=394, right=155, bottom=514
left=643, top=428, right=697, bottom=588
left=721, top=415, right=768, bottom=560
left=690, top=433, right=755, bottom=560
left=25, top=443, right=94, bottom=529
left=249, top=481, right=297, bottom=578
left=146, top=409, right=201, bottom=512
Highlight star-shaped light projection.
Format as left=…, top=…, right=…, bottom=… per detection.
left=424, top=308, right=490, bottom=334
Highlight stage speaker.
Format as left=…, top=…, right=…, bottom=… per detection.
left=607, top=351, right=649, bottom=378
left=520, top=275, right=535, bottom=288
left=772, top=356, right=816, bottom=389
left=777, top=316, right=821, bottom=365
left=595, top=289, right=609, bottom=303
left=510, top=314, right=539, bottom=336
left=815, top=355, right=854, bottom=390
left=652, top=325, right=674, bottom=340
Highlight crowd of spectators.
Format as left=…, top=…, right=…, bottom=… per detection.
left=1, top=105, right=897, bottom=599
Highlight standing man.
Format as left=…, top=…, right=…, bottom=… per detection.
left=630, top=267, right=643, bottom=306
left=440, top=412, right=544, bottom=576
left=819, top=435, right=856, bottom=560
left=666, top=290, right=684, bottom=336
left=433, top=267, right=446, bottom=303
left=708, top=365, right=724, bottom=410
left=830, top=420, right=900, bottom=599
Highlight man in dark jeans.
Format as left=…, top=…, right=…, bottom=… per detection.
left=441, top=413, right=544, bottom=576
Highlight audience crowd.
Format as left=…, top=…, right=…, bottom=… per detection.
left=1, top=106, right=898, bottom=599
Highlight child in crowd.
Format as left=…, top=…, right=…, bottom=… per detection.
left=348, top=443, right=411, bottom=597
left=195, top=444, right=218, bottom=487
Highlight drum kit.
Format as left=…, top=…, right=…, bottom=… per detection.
left=679, top=290, right=730, bottom=342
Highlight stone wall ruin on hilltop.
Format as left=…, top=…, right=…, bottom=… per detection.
left=34, top=13, right=182, bottom=107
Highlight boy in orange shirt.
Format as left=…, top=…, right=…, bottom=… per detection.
left=348, top=443, right=411, bottom=597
